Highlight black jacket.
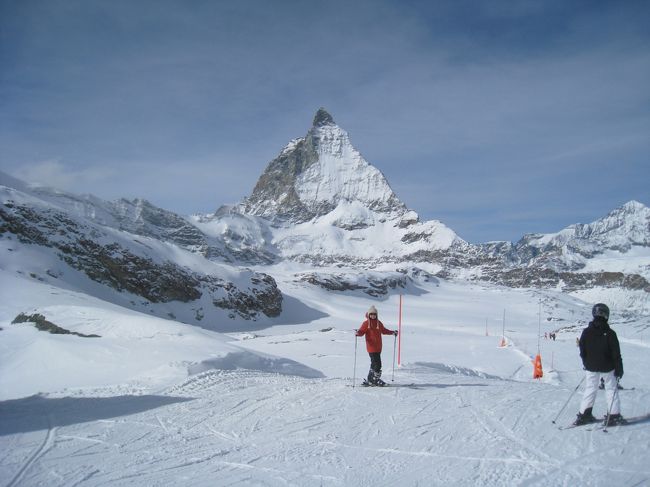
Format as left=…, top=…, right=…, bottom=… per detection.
left=579, top=317, right=624, bottom=377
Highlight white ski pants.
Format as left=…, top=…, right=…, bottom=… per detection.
left=580, top=370, right=620, bottom=415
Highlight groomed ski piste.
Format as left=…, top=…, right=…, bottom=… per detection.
left=1, top=264, right=649, bottom=486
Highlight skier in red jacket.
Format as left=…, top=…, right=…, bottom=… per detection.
left=356, top=305, right=397, bottom=386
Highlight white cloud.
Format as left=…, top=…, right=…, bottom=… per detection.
left=13, top=160, right=115, bottom=192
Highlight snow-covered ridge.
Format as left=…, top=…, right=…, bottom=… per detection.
left=521, top=200, right=650, bottom=252
left=503, top=200, right=650, bottom=279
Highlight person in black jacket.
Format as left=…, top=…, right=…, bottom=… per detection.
left=573, top=303, right=625, bottom=426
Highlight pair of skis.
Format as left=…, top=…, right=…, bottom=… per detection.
left=356, top=380, right=420, bottom=389
left=559, top=414, right=649, bottom=432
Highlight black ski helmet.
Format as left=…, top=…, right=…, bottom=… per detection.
left=592, top=303, right=610, bottom=320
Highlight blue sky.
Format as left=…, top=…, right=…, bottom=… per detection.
left=1, top=0, right=648, bottom=243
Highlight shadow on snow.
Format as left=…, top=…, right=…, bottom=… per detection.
left=0, top=394, right=194, bottom=436
left=188, top=350, right=326, bottom=379
left=389, top=382, right=490, bottom=389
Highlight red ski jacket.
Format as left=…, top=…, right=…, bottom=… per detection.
left=357, top=317, right=395, bottom=353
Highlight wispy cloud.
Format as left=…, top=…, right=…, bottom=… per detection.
left=13, top=159, right=115, bottom=192
left=1, top=0, right=648, bottom=242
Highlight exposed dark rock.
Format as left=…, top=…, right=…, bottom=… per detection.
left=313, top=107, right=335, bottom=127
left=241, top=136, right=320, bottom=222
left=12, top=313, right=100, bottom=337
left=296, top=272, right=409, bottom=297
left=210, top=273, right=282, bottom=320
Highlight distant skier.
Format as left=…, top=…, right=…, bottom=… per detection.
left=573, top=303, right=625, bottom=426
left=356, top=305, right=397, bottom=386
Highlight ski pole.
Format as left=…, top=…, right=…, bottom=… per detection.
left=552, top=375, right=585, bottom=424
left=353, top=331, right=358, bottom=388
left=391, top=332, right=397, bottom=382
left=603, top=377, right=621, bottom=432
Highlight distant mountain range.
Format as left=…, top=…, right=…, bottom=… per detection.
left=1, top=108, right=648, bottom=327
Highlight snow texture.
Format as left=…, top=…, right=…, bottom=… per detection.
left=1, top=265, right=649, bottom=486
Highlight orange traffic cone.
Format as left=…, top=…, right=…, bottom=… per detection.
left=499, top=337, right=507, bottom=348
left=533, top=354, right=543, bottom=379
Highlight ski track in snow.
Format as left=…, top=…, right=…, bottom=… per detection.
left=2, top=366, right=649, bottom=486
left=1, top=274, right=649, bottom=486
left=5, top=418, right=56, bottom=487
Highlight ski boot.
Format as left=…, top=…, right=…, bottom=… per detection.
left=603, top=413, right=627, bottom=427
left=372, top=370, right=386, bottom=387
left=573, top=407, right=597, bottom=426
left=366, top=370, right=386, bottom=387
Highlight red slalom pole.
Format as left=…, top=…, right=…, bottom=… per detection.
left=397, top=294, right=402, bottom=366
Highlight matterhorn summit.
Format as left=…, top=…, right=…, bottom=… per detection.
left=202, top=108, right=463, bottom=266
left=240, top=108, right=408, bottom=225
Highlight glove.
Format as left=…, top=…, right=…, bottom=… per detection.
left=393, top=330, right=398, bottom=336
left=615, top=369, right=623, bottom=379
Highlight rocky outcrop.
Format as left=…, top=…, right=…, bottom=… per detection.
left=211, top=273, right=282, bottom=320
left=12, top=313, right=101, bottom=337
left=296, top=271, right=411, bottom=297
left=0, top=200, right=283, bottom=321
left=477, top=267, right=650, bottom=292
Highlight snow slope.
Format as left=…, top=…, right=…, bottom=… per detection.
left=1, top=263, right=649, bottom=486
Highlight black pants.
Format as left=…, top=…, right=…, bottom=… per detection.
left=368, top=352, right=382, bottom=379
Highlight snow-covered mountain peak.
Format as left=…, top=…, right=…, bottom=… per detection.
left=605, top=200, right=649, bottom=226
left=621, top=200, right=646, bottom=212
left=214, top=109, right=468, bottom=264
left=585, top=200, right=650, bottom=246
left=240, top=108, right=407, bottom=224
left=519, top=200, right=649, bottom=250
